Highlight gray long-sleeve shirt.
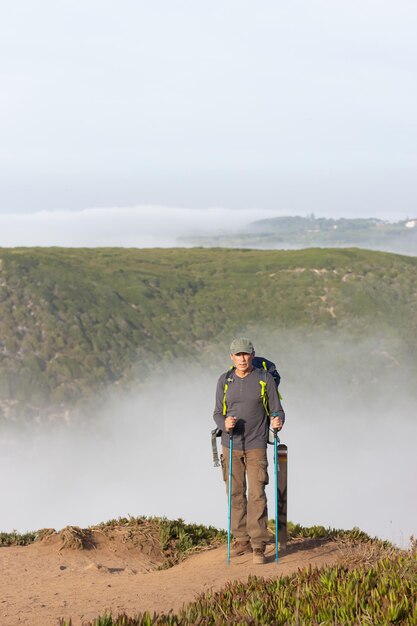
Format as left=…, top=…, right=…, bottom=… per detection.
left=213, top=367, right=285, bottom=450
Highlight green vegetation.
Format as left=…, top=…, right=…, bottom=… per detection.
left=2, top=518, right=384, bottom=551
left=181, top=215, right=417, bottom=255
left=0, top=529, right=37, bottom=546
left=285, top=522, right=386, bottom=544
left=156, top=517, right=226, bottom=566
left=1, top=246, right=416, bottom=421
left=0, top=518, right=384, bottom=551
left=96, top=516, right=227, bottom=567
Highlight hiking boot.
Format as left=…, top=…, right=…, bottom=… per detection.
left=253, top=548, right=266, bottom=564
left=231, top=540, right=252, bottom=557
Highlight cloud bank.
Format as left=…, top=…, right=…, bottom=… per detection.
left=1, top=205, right=413, bottom=248
left=1, top=332, right=415, bottom=547
left=0, top=205, right=278, bottom=248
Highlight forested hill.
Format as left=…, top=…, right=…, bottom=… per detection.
left=1, top=247, right=416, bottom=422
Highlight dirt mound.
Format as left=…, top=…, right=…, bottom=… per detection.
left=0, top=529, right=352, bottom=626
left=35, top=521, right=165, bottom=571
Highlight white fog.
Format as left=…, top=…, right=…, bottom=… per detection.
left=1, top=331, right=415, bottom=547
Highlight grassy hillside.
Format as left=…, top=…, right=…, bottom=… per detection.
left=0, top=247, right=416, bottom=421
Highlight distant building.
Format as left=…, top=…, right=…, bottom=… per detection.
left=405, top=219, right=417, bottom=228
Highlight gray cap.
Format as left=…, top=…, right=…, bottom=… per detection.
left=230, top=337, right=254, bottom=354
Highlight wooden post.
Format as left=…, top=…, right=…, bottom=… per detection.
left=278, top=444, right=288, bottom=550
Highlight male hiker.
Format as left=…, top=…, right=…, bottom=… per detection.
left=213, top=337, right=285, bottom=564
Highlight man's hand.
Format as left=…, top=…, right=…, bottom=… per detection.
left=225, top=416, right=237, bottom=432
left=271, top=416, right=283, bottom=431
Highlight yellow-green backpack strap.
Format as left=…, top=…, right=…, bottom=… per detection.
left=222, top=368, right=234, bottom=416
left=261, top=358, right=282, bottom=400
left=222, top=382, right=228, bottom=416
left=259, top=375, right=270, bottom=416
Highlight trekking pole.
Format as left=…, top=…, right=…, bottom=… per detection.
left=274, top=428, right=279, bottom=563
left=227, top=429, right=233, bottom=565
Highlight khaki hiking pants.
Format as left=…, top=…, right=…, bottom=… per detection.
left=221, top=446, right=269, bottom=549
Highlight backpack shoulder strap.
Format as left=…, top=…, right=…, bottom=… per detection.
left=222, top=367, right=235, bottom=416
left=258, top=368, right=270, bottom=416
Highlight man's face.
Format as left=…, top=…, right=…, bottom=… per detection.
left=230, top=351, right=254, bottom=374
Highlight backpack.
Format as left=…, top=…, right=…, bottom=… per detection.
left=211, top=356, right=281, bottom=466
left=252, top=356, right=281, bottom=390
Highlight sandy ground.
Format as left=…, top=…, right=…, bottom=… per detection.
left=0, top=533, right=346, bottom=626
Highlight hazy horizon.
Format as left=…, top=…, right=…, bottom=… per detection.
left=0, top=205, right=416, bottom=248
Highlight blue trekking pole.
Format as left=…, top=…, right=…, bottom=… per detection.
left=274, top=428, right=279, bottom=563
left=227, top=429, right=233, bottom=565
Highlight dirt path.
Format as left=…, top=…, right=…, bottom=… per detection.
left=1, top=537, right=345, bottom=626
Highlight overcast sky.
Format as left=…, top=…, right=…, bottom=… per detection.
left=1, top=1, right=416, bottom=244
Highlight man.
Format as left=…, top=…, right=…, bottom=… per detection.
left=213, top=337, right=285, bottom=564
